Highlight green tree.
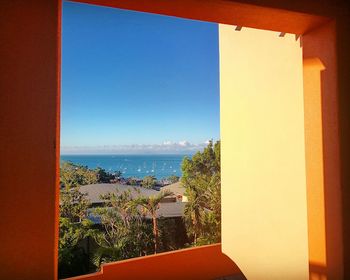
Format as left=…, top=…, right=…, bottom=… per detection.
left=60, top=161, right=98, bottom=188
left=59, top=162, right=97, bottom=278
left=181, top=140, right=221, bottom=245
left=95, top=167, right=121, bottom=183
left=135, top=190, right=173, bottom=253
left=60, top=185, right=90, bottom=222
left=167, top=175, right=180, bottom=184
left=142, top=175, right=157, bottom=189
left=128, top=178, right=139, bottom=186
left=114, top=170, right=122, bottom=179
left=92, top=189, right=153, bottom=266
left=58, top=218, right=95, bottom=278
left=59, top=184, right=95, bottom=278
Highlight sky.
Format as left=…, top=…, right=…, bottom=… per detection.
left=61, top=1, right=220, bottom=154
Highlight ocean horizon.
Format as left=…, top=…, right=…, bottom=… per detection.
left=60, top=154, right=192, bottom=179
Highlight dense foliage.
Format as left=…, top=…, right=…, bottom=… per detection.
left=59, top=179, right=95, bottom=278
left=142, top=175, right=157, bottom=188
left=59, top=140, right=221, bottom=278
left=134, top=190, right=173, bottom=253
left=167, top=175, right=180, bottom=183
left=95, top=167, right=121, bottom=183
left=92, top=190, right=153, bottom=266
left=181, top=140, right=221, bottom=245
left=60, top=162, right=98, bottom=188
left=60, top=162, right=119, bottom=188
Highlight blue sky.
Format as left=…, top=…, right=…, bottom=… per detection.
left=61, top=1, right=220, bottom=154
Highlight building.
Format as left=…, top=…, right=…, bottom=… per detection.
left=162, top=181, right=188, bottom=202
left=1, top=1, right=349, bottom=280
left=80, top=183, right=186, bottom=222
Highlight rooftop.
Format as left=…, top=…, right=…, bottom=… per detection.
left=163, top=181, right=186, bottom=196
left=80, top=183, right=159, bottom=204
left=81, top=183, right=186, bottom=219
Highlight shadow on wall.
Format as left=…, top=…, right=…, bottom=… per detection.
left=303, top=21, right=342, bottom=280
left=309, top=262, right=328, bottom=280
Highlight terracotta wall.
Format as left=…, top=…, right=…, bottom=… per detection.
left=74, top=0, right=328, bottom=34
left=303, top=21, right=343, bottom=280
left=64, top=244, right=243, bottom=280
left=0, top=1, right=61, bottom=279
left=0, top=0, right=348, bottom=279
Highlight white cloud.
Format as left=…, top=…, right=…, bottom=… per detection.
left=61, top=140, right=215, bottom=155
left=178, top=140, right=190, bottom=147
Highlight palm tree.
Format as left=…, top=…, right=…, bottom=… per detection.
left=92, top=236, right=127, bottom=267
left=181, top=141, right=221, bottom=246
left=183, top=184, right=205, bottom=245
left=135, top=190, right=173, bottom=253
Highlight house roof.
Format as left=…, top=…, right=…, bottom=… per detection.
left=157, top=201, right=186, bottom=218
left=162, top=182, right=186, bottom=196
left=81, top=183, right=186, bottom=219
left=80, top=183, right=159, bottom=204
left=87, top=201, right=186, bottom=223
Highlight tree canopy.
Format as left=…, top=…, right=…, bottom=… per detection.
left=91, top=190, right=153, bottom=266
left=60, top=161, right=120, bottom=187
left=60, top=162, right=98, bottom=188
left=181, top=140, right=221, bottom=245
left=135, top=190, right=173, bottom=253
left=167, top=175, right=180, bottom=184
left=142, top=175, right=157, bottom=189
left=59, top=140, right=221, bottom=277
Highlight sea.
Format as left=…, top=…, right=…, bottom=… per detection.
left=60, top=154, right=192, bottom=179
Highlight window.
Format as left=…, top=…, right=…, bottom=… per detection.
left=59, top=2, right=221, bottom=278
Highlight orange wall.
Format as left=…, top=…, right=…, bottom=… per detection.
left=0, top=0, right=347, bottom=279
left=74, top=0, right=328, bottom=35
left=64, top=244, right=243, bottom=280
left=0, top=1, right=61, bottom=279
left=303, top=21, right=343, bottom=280
left=303, top=57, right=327, bottom=270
